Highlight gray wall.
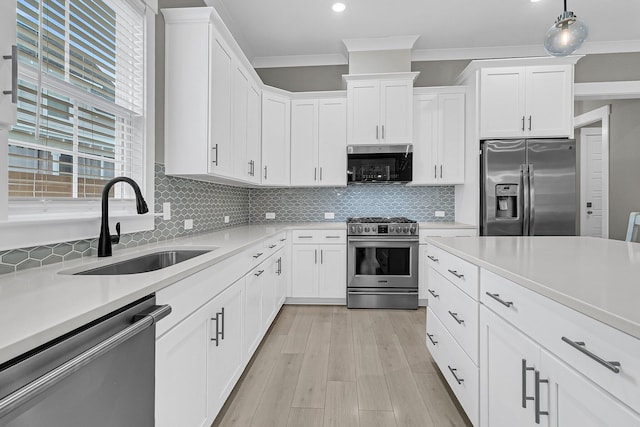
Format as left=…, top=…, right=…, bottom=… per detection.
left=575, top=53, right=640, bottom=83
left=575, top=99, right=640, bottom=240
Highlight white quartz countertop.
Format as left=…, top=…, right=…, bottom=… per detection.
left=418, top=222, right=477, bottom=229
left=0, top=222, right=345, bottom=365
left=426, top=236, right=640, bottom=339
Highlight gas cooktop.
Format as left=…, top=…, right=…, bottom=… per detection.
left=347, top=217, right=418, bottom=236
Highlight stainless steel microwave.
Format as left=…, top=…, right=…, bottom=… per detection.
left=346, top=144, right=413, bottom=184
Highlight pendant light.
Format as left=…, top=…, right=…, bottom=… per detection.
left=544, top=0, right=588, bottom=56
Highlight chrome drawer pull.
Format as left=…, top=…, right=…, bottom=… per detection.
left=428, top=289, right=439, bottom=299
left=448, top=311, right=464, bottom=325
left=447, top=365, right=464, bottom=384
left=253, top=252, right=264, bottom=259
left=298, top=235, right=313, bottom=239
left=325, top=235, right=341, bottom=239
left=561, top=337, right=621, bottom=373
left=427, top=333, right=438, bottom=346
left=448, top=269, right=464, bottom=279
left=534, top=370, right=549, bottom=424
left=521, top=359, right=535, bottom=408
left=254, top=270, right=265, bottom=277
left=268, top=244, right=277, bottom=249
left=427, top=255, right=439, bottom=263
left=486, top=292, right=514, bottom=307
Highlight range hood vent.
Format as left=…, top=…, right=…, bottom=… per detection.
left=347, top=144, right=412, bottom=155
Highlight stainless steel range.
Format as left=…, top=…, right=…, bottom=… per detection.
left=347, top=217, right=419, bottom=309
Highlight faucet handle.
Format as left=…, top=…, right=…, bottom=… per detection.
left=110, top=222, right=121, bottom=244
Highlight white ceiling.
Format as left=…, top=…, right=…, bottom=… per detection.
left=204, top=0, right=640, bottom=68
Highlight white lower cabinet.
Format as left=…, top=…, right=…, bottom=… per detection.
left=156, top=299, right=211, bottom=427
left=291, top=243, right=346, bottom=300
left=207, top=281, right=244, bottom=417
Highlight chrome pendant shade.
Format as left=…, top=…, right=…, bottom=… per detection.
left=544, top=0, right=588, bottom=57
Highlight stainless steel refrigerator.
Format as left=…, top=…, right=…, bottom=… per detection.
left=480, top=139, right=576, bottom=236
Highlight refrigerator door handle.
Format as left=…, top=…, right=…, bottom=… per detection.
left=529, top=164, right=535, bottom=235
left=522, top=164, right=530, bottom=236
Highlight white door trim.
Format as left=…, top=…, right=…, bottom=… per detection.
left=579, top=128, right=606, bottom=237
left=575, top=105, right=610, bottom=238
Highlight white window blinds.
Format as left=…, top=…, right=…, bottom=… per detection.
left=9, top=0, right=145, bottom=201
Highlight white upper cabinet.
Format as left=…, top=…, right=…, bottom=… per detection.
left=346, top=73, right=417, bottom=145
left=413, top=89, right=465, bottom=185
left=290, top=97, right=347, bottom=187
left=246, top=82, right=262, bottom=184
left=479, top=65, right=573, bottom=139
left=262, top=90, right=291, bottom=186
left=0, top=0, right=17, bottom=128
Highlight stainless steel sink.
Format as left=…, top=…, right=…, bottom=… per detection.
left=74, top=249, right=215, bottom=275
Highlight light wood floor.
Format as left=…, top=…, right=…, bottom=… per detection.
left=212, top=305, right=472, bottom=427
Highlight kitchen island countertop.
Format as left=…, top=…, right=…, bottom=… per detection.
left=426, top=236, right=640, bottom=340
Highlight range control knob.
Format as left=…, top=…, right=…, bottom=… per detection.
left=364, top=226, right=370, bottom=233
left=389, top=226, right=395, bottom=233
left=403, top=226, right=409, bottom=233
left=350, top=226, right=356, bottom=233
left=410, top=225, right=417, bottom=233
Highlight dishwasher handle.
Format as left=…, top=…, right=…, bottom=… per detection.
left=0, top=304, right=171, bottom=419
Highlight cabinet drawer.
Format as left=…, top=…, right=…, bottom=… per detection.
left=263, top=231, right=288, bottom=253
left=426, top=308, right=479, bottom=426
left=292, top=229, right=346, bottom=244
left=426, top=245, right=479, bottom=299
left=428, top=267, right=478, bottom=364
left=481, top=268, right=640, bottom=414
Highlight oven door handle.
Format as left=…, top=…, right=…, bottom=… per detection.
left=348, top=238, right=419, bottom=243
left=348, top=291, right=419, bottom=295
left=0, top=304, right=171, bottom=418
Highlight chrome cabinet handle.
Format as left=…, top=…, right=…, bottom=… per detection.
left=276, top=257, right=282, bottom=275
left=219, top=307, right=225, bottom=341
left=298, top=235, right=313, bottom=239
left=561, top=337, right=621, bottom=373
left=448, top=311, right=464, bottom=325
left=251, top=160, right=255, bottom=176
left=2, top=45, right=18, bottom=104
left=254, top=269, right=265, bottom=277
left=529, top=115, right=532, bottom=131
left=448, top=365, right=464, bottom=384
left=486, top=292, right=514, bottom=307
left=315, top=249, right=317, bottom=264
left=427, top=333, right=438, bottom=346
left=376, top=125, right=379, bottom=140
left=211, top=314, right=220, bottom=345
left=320, top=249, right=323, bottom=264
left=0, top=304, right=171, bottom=419
left=434, top=165, right=437, bottom=179
left=268, top=244, right=277, bottom=249
left=248, top=161, right=253, bottom=175
left=382, top=125, right=385, bottom=139
left=253, top=252, right=264, bottom=259
left=522, top=359, right=535, bottom=408
left=314, top=167, right=317, bottom=181
left=428, top=289, right=439, bottom=299
left=264, top=165, right=268, bottom=180
left=522, top=115, right=525, bottom=132
left=448, top=269, right=464, bottom=279
left=320, top=167, right=323, bottom=181
left=440, top=165, right=443, bottom=178
left=534, top=370, right=549, bottom=424
left=212, top=143, right=219, bottom=166
left=280, top=238, right=287, bottom=242
left=325, top=235, right=341, bottom=239
left=427, top=255, right=439, bottom=263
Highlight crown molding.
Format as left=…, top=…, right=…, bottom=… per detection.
left=342, top=35, right=420, bottom=53
left=575, top=81, right=640, bottom=100
left=252, top=53, right=348, bottom=69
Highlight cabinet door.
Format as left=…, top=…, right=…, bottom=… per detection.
left=541, top=350, right=640, bottom=427
left=318, top=244, right=347, bottom=299
left=208, top=281, right=245, bottom=418
left=525, top=66, right=573, bottom=138
left=244, top=269, right=263, bottom=358
left=318, top=98, right=347, bottom=186
left=246, top=82, right=262, bottom=184
left=210, top=32, right=234, bottom=177
left=262, top=91, right=291, bottom=186
left=412, top=94, right=439, bottom=184
left=276, top=252, right=288, bottom=306
left=291, top=245, right=318, bottom=297
left=480, top=67, right=526, bottom=139
left=347, top=80, right=380, bottom=145
left=290, top=99, right=318, bottom=186
left=232, top=63, right=249, bottom=180
left=480, top=306, right=541, bottom=427
left=0, top=0, right=17, bottom=128
left=418, top=246, right=429, bottom=301
left=438, top=92, right=465, bottom=184
left=380, top=79, right=413, bottom=144
left=261, top=257, right=278, bottom=327
left=156, top=301, right=211, bottom=427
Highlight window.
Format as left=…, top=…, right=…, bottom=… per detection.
left=9, top=0, right=146, bottom=207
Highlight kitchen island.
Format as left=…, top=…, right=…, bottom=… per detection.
left=424, top=236, right=640, bottom=427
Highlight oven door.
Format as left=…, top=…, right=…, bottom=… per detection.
left=347, top=237, right=418, bottom=289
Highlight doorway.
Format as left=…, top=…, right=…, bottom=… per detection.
left=574, top=106, right=610, bottom=238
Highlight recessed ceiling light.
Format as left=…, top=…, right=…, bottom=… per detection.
left=332, top=2, right=346, bottom=12
left=530, top=0, right=541, bottom=2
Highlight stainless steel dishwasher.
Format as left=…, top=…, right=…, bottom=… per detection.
left=0, top=295, right=171, bottom=427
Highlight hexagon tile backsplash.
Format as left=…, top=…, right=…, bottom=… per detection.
left=0, top=165, right=455, bottom=274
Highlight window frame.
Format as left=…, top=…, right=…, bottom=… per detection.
left=0, top=2, right=155, bottom=252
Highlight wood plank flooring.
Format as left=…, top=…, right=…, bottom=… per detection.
left=212, top=306, right=472, bottom=427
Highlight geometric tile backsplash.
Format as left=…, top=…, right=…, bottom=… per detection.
left=0, top=164, right=455, bottom=274
left=249, top=185, right=455, bottom=223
